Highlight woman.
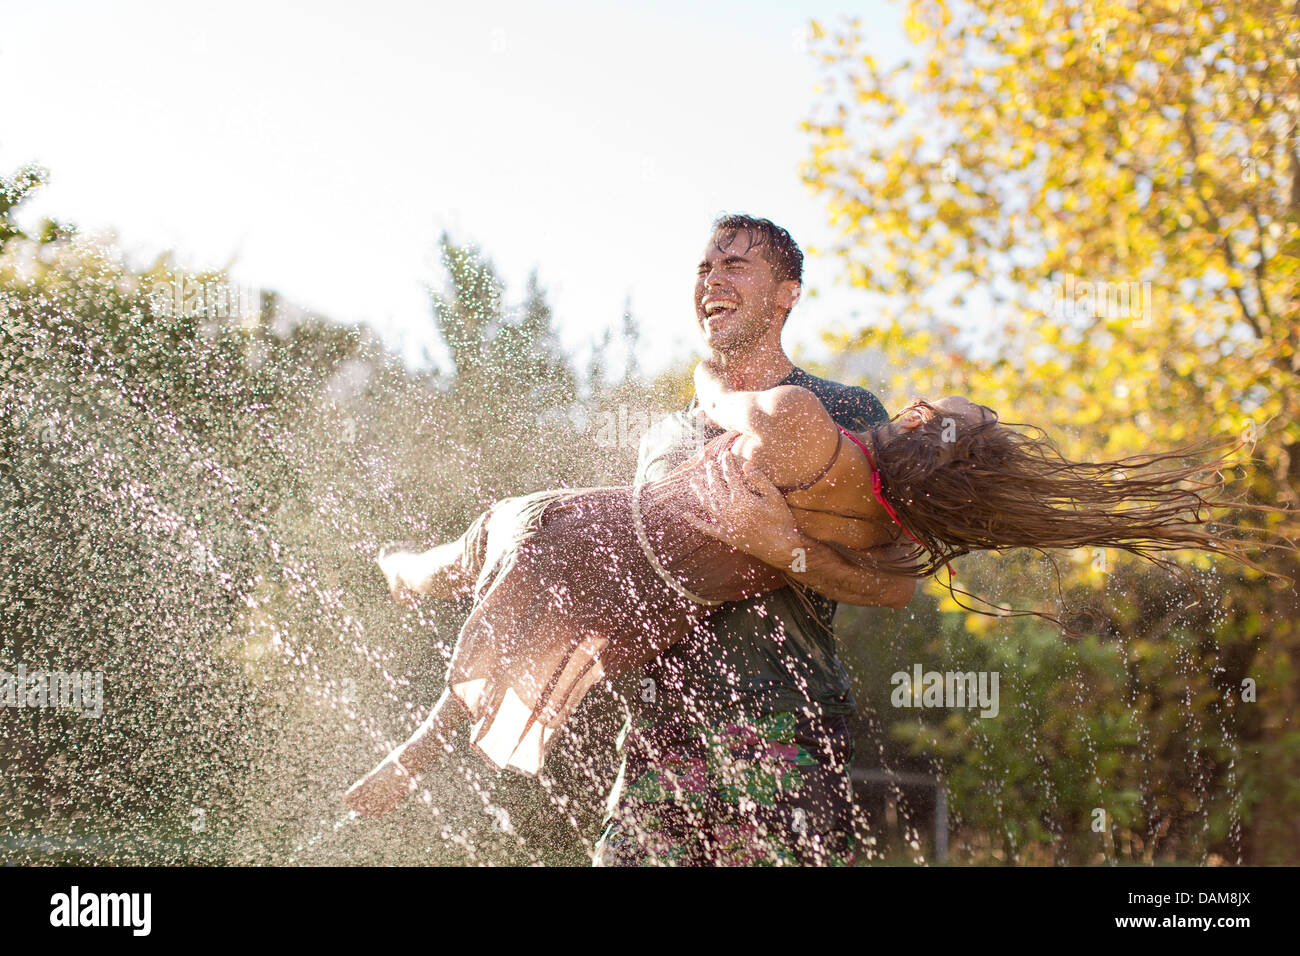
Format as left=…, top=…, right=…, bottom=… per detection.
left=344, top=361, right=1270, bottom=816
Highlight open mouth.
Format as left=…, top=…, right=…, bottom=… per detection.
left=702, top=298, right=739, bottom=318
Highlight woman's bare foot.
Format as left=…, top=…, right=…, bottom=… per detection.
left=344, top=753, right=418, bottom=817
left=376, top=541, right=475, bottom=605
left=343, top=690, right=469, bottom=818
left=376, top=546, right=425, bottom=608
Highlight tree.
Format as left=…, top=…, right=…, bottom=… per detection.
left=804, top=0, right=1300, bottom=862
left=0, top=165, right=45, bottom=248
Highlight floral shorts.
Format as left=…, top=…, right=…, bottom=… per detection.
left=592, top=711, right=860, bottom=867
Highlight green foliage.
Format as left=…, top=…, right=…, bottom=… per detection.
left=0, top=164, right=46, bottom=248
left=0, top=166, right=670, bottom=863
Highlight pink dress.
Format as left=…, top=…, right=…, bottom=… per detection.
left=445, top=428, right=850, bottom=775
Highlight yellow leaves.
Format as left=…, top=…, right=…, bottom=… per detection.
left=928, top=580, right=1006, bottom=637
left=932, top=579, right=963, bottom=611
left=1104, top=419, right=1151, bottom=454
left=902, top=7, right=931, bottom=44
left=802, top=1, right=1297, bottom=463
left=1074, top=399, right=1106, bottom=426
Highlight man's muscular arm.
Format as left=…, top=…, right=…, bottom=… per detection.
left=773, top=532, right=915, bottom=609
left=684, top=449, right=917, bottom=609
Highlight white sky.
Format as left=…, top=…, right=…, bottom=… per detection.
left=0, top=0, right=907, bottom=376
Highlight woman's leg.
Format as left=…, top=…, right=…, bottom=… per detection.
left=343, top=688, right=470, bottom=817
left=377, top=499, right=507, bottom=605
left=377, top=539, right=479, bottom=604
left=350, top=499, right=546, bottom=813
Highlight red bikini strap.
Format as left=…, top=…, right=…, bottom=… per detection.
left=837, top=424, right=954, bottom=578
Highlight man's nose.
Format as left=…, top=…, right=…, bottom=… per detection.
left=701, top=266, right=726, bottom=288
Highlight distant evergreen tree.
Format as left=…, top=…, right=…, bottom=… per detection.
left=619, top=295, right=640, bottom=383
left=430, top=232, right=501, bottom=386
left=427, top=233, right=580, bottom=493
left=0, top=164, right=44, bottom=248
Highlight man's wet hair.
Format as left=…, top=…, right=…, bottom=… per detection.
left=711, top=214, right=804, bottom=285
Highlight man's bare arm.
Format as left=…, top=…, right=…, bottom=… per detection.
left=684, top=449, right=918, bottom=609
left=764, top=533, right=916, bottom=609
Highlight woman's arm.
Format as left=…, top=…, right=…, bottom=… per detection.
left=693, top=361, right=842, bottom=490
left=684, top=448, right=917, bottom=608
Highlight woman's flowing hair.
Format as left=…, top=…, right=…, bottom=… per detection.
left=816, top=401, right=1295, bottom=633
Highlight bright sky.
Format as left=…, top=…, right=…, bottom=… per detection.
left=0, top=0, right=907, bottom=377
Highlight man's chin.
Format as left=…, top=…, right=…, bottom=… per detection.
left=700, top=322, right=747, bottom=351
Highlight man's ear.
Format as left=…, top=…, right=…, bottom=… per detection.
left=780, top=280, right=801, bottom=312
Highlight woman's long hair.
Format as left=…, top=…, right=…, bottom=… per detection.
left=807, top=401, right=1294, bottom=633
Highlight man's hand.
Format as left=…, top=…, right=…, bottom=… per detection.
left=844, top=541, right=917, bottom=609
left=683, top=446, right=800, bottom=565
left=683, top=445, right=916, bottom=609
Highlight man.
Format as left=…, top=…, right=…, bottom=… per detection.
left=593, top=214, right=916, bottom=866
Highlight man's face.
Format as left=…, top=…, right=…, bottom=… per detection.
left=694, top=229, right=799, bottom=352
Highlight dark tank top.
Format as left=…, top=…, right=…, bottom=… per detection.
left=629, top=367, right=890, bottom=729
